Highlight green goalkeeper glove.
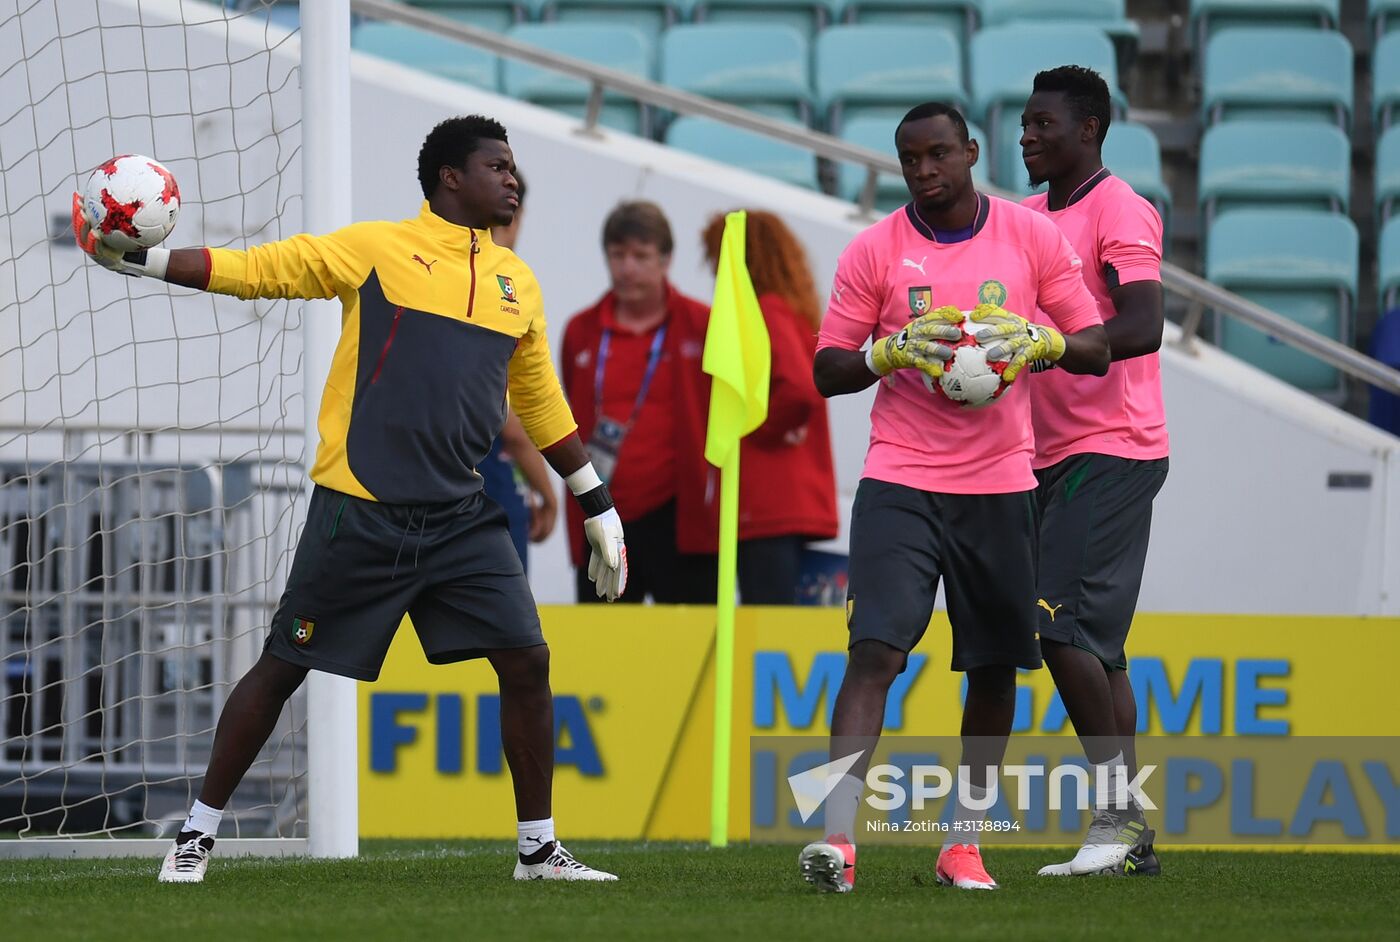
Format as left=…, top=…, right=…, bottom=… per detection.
left=866, top=304, right=964, bottom=380
left=969, top=303, right=1066, bottom=383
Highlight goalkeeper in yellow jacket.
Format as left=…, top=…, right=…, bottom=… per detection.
left=75, top=115, right=625, bottom=884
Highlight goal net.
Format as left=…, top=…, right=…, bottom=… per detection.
left=0, top=0, right=313, bottom=854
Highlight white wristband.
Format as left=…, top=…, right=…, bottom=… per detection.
left=124, top=246, right=171, bottom=280
left=864, top=346, right=880, bottom=376
left=564, top=462, right=604, bottom=496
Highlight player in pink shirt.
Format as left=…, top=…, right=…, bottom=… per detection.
left=1020, top=66, right=1169, bottom=879
left=797, top=102, right=1108, bottom=895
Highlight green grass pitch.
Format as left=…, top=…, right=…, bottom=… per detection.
left=3, top=841, right=1396, bottom=941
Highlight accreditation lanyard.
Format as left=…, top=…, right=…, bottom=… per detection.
left=593, top=323, right=667, bottom=430
left=587, top=323, right=667, bottom=485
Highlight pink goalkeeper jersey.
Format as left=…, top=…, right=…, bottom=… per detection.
left=818, top=195, right=1102, bottom=495
left=1023, top=173, right=1170, bottom=468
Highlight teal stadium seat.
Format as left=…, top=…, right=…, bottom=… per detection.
left=837, top=115, right=987, bottom=212
left=688, top=1, right=833, bottom=42
left=661, top=25, right=812, bottom=125
left=815, top=26, right=966, bottom=133
left=835, top=1, right=981, bottom=47
left=1374, top=0, right=1400, bottom=39
left=665, top=116, right=819, bottom=190
left=405, top=1, right=524, bottom=33
left=1198, top=121, right=1350, bottom=226
left=970, top=24, right=1124, bottom=194
left=982, top=0, right=1139, bottom=77
left=536, top=1, right=679, bottom=42
left=352, top=21, right=499, bottom=90
left=1207, top=209, right=1358, bottom=396
left=1190, top=0, right=1338, bottom=47
left=1201, top=28, right=1353, bottom=128
left=1377, top=126, right=1400, bottom=225
left=1101, top=121, right=1171, bottom=227
left=503, top=24, right=652, bottom=134
left=1375, top=33, right=1400, bottom=133
left=1381, top=216, right=1400, bottom=309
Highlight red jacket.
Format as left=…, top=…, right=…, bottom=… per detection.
left=673, top=293, right=838, bottom=555
left=560, top=284, right=711, bottom=567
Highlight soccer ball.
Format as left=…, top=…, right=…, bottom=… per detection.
left=921, top=314, right=1011, bottom=408
left=81, top=154, right=181, bottom=252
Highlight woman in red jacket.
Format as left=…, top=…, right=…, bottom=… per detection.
left=683, top=211, right=839, bottom=604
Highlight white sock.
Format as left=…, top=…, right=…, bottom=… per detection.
left=183, top=799, right=223, bottom=836
left=518, top=817, right=555, bottom=857
left=942, top=779, right=990, bottom=852
left=1095, top=751, right=1130, bottom=811
left=822, top=773, right=864, bottom=842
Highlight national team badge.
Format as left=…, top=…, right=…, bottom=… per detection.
left=497, top=274, right=518, bottom=303
left=291, top=615, right=315, bottom=646
left=977, top=279, right=1008, bottom=307
left=908, top=286, right=932, bottom=315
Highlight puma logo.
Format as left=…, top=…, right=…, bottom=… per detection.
left=1037, top=598, right=1063, bottom=620
left=902, top=256, right=927, bottom=275
left=412, top=254, right=436, bottom=274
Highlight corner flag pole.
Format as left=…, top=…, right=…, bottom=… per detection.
left=703, top=212, right=770, bottom=848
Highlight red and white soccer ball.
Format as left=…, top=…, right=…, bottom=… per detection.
left=81, top=154, right=181, bottom=252
left=921, top=314, right=1012, bottom=409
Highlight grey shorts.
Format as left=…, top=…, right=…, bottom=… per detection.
left=265, top=485, right=543, bottom=681
left=1034, top=454, right=1169, bottom=670
left=845, top=479, right=1042, bottom=672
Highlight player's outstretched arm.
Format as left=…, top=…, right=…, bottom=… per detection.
left=541, top=433, right=628, bottom=602
left=1105, top=281, right=1164, bottom=361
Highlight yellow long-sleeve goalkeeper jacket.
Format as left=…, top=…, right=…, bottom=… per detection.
left=205, top=201, right=577, bottom=504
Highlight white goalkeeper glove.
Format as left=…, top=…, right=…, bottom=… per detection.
left=72, top=192, right=169, bottom=279
left=567, top=464, right=628, bottom=602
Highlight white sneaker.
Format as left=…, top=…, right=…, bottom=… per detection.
left=1038, top=808, right=1148, bottom=876
left=512, top=841, right=617, bottom=882
left=158, top=830, right=215, bottom=883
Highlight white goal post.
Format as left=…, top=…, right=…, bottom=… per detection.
left=0, top=0, right=356, bottom=859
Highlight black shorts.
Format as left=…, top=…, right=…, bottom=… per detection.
left=845, top=479, right=1041, bottom=672
left=265, top=485, right=543, bottom=681
left=1034, top=454, right=1168, bottom=670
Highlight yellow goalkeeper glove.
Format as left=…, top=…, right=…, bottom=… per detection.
left=866, top=305, right=964, bottom=380
left=969, top=303, right=1066, bottom=383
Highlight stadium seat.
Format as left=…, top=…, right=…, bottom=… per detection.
left=1101, top=121, right=1172, bottom=226
left=1381, top=216, right=1400, bottom=310
left=815, top=26, right=965, bottom=133
left=688, top=1, right=833, bottom=41
left=969, top=24, right=1124, bottom=193
left=503, top=24, right=652, bottom=134
left=406, top=1, right=523, bottom=33
left=835, top=0, right=981, bottom=46
left=1189, top=0, right=1339, bottom=47
left=1375, top=33, right=1400, bottom=133
left=536, top=1, right=679, bottom=41
left=1198, top=121, right=1350, bottom=226
left=981, top=0, right=1140, bottom=77
left=1377, top=126, right=1400, bottom=225
left=660, top=25, right=812, bottom=125
left=836, top=114, right=988, bottom=211
left=1207, top=209, right=1358, bottom=396
left=352, top=21, right=499, bottom=91
left=1201, top=28, right=1353, bottom=128
left=1374, top=0, right=1400, bottom=39
left=665, top=116, right=819, bottom=190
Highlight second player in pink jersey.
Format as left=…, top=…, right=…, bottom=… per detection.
left=1020, top=65, right=1169, bottom=879
left=797, top=102, right=1109, bottom=896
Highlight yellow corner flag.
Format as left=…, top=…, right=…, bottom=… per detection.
left=703, top=211, right=770, bottom=468
left=703, top=211, right=770, bottom=848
